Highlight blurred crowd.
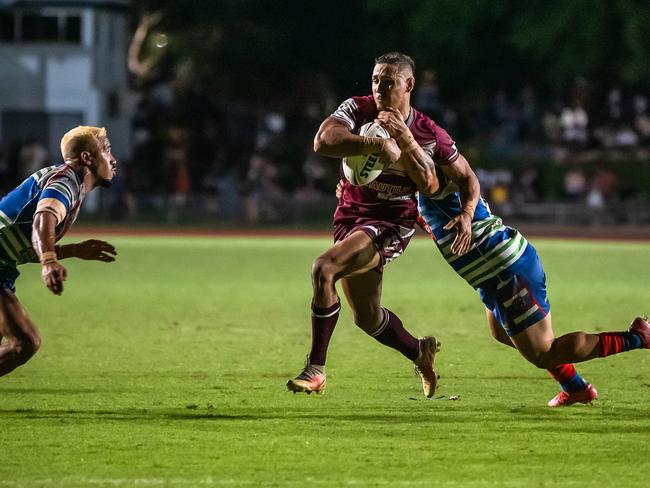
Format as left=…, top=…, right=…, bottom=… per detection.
left=1, top=73, right=649, bottom=225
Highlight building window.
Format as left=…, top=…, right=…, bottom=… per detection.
left=64, top=16, right=81, bottom=42
left=0, top=13, right=15, bottom=41
left=22, top=14, right=59, bottom=41
left=0, top=11, right=81, bottom=43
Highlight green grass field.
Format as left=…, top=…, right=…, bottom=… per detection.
left=1, top=234, right=649, bottom=487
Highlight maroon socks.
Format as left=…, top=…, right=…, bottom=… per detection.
left=368, top=308, right=419, bottom=361
left=308, top=300, right=341, bottom=365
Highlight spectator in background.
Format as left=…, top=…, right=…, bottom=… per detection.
left=416, top=69, right=441, bottom=121
left=542, top=102, right=563, bottom=150
left=131, top=93, right=164, bottom=193
left=19, top=139, right=48, bottom=179
left=294, top=148, right=329, bottom=204
left=162, top=127, right=191, bottom=222
left=606, top=86, right=625, bottom=123
left=490, top=90, right=520, bottom=157
left=516, top=166, right=543, bottom=203
left=489, top=169, right=514, bottom=217
left=221, top=102, right=257, bottom=220
left=519, top=84, right=540, bottom=142
left=594, top=85, right=639, bottom=152
left=560, top=97, right=589, bottom=150
left=586, top=164, right=619, bottom=226
left=563, top=166, right=588, bottom=201
left=633, top=95, right=650, bottom=147
left=256, top=110, right=287, bottom=152
left=475, top=168, right=514, bottom=217
left=243, top=151, right=285, bottom=223
left=590, top=164, right=618, bottom=203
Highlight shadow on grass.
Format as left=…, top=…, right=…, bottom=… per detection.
left=0, top=387, right=101, bottom=394
left=0, top=408, right=246, bottom=421
left=1, top=403, right=649, bottom=434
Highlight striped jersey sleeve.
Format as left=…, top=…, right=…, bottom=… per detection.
left=40, top=166, right=82, bottom=210
left=330, top=98, right=359, bottom=130
left=329, top=95, right=378, bottom=132
left=0, top=165, right=59, bottom=264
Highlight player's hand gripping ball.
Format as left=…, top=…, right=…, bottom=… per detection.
left=342, top=122, right=390, bottom=186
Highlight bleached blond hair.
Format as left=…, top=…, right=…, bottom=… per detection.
left=60, top=126, right=107, bottom=161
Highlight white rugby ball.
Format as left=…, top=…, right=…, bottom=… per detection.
left=342, top=122, right=390, bottom=186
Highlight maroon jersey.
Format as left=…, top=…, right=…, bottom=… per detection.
left=330, top=95, right=459, bottom=226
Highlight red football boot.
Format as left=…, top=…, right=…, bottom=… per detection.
left=630, top=316, right=650, bottom=349
left=547, top=383, right=598, bottom=408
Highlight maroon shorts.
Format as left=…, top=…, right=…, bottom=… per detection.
left=333, top=218, right=416, bottom=273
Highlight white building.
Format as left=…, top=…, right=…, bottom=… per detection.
left=0, top=0, right=131, bottom=161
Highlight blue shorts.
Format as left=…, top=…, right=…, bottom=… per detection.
left=478, top=251, right=550, bottom=336
left=0, top=262, right=19, bottom=293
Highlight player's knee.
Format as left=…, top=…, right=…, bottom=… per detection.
left=311, top=256, right=337, bottom=287
left=351, top=312, right=370, bottom=329
left=14, top=334, right=40, bottom=364
left=352, top=309, right=382, bottom=333
left=489, top=327, right=502, bottom=341
left=490, top=329, right=513, bottom=348
left=524, top=351, right=554, bottom=369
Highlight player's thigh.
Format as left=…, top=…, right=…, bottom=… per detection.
left=0, top=288, right=39, bottom=342
left=485, top=308, right=513, bottom=347
left=317, top=230, right=381, bottom=279
left=341, top=270, right=383, bottom=328
left=509, top=313, right=555, bottom=360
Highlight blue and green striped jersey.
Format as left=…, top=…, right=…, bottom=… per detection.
left=0, top=164, right=85, bottom=265
left=418, top=172, right=534, bottom=288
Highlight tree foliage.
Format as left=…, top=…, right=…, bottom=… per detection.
left=129, top=0, right=650, bottom=104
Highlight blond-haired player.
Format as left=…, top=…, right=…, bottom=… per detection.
left=0, top=126, right=118, bottom=377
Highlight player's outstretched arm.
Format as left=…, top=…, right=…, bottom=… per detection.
left=441, top=154, right=480, bottom=255
left=32, top=211, right=67, bottom=295
left=314, top=117, right=400, bottom=164
left=57, top=240, right=117, bottom=262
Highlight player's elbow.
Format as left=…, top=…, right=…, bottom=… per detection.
left=313, top=134, right=326, bottom=154
left=313, top=124, right=344, bottom=155
left=418, top=174, right=440, bottom=196
left=313, top=130, right=335, bottom=155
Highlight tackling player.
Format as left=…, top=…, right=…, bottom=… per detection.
left=287, top=52, right=465, bottom=398
left=0, top=126, right=118, bottom=377
left=416, top=155, right=650, bottom=406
